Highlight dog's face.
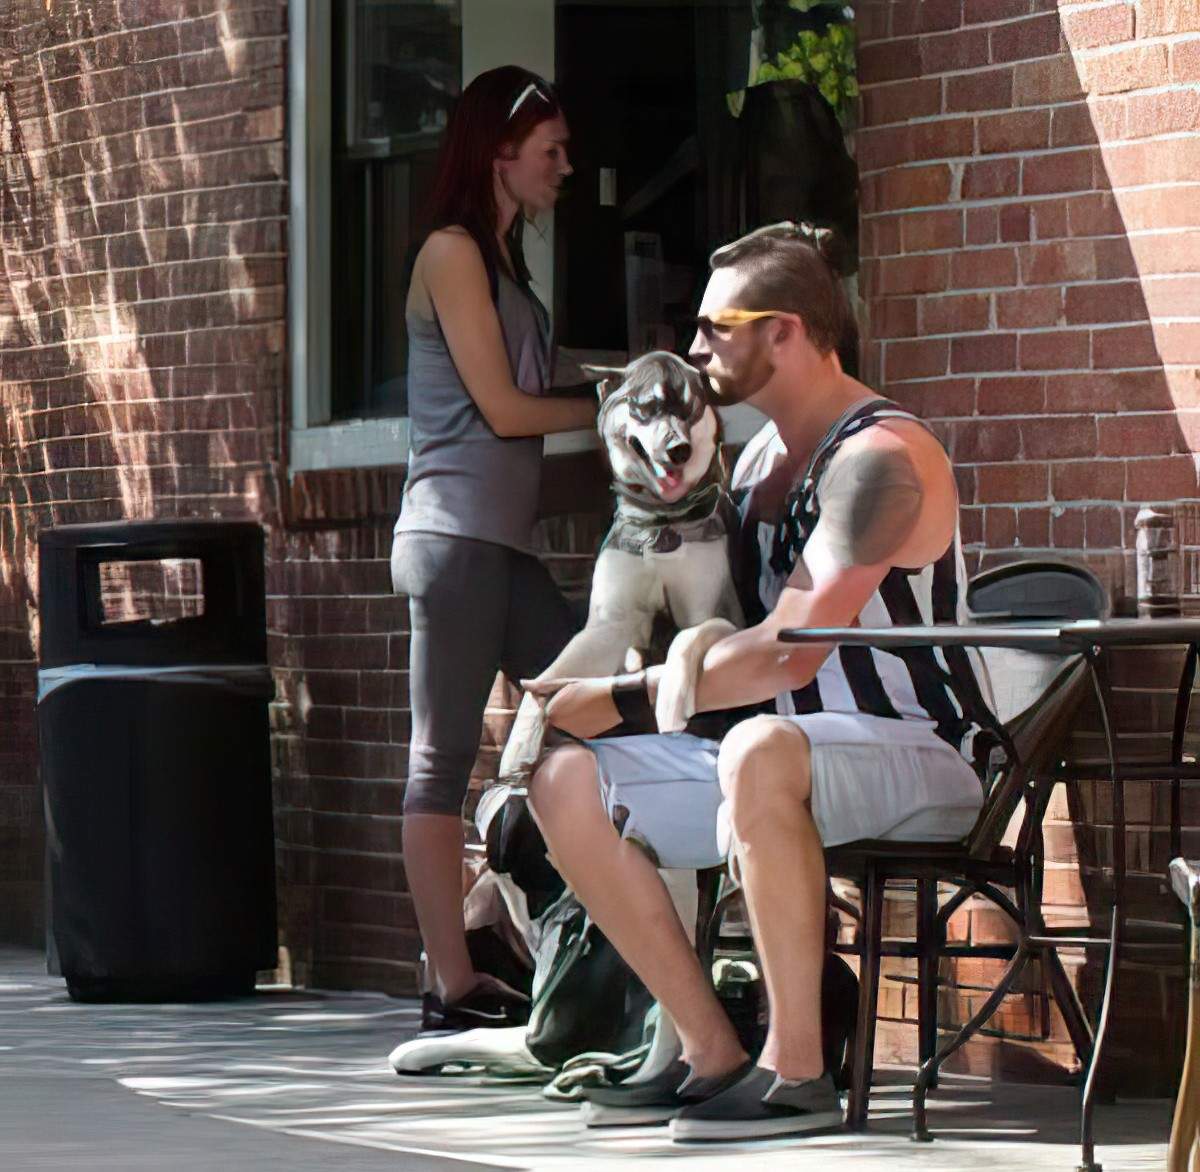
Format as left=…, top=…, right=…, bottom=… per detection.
left=584, top=351, right=720, bottom=506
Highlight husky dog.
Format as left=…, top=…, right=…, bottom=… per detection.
left=391, top=353, right=743, bottom=1081
left=496, top=350, right=745, bottom=783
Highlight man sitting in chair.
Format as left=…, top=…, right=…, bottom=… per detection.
left=521, top=222, right=997, bottom=1143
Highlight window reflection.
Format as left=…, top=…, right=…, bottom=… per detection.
left=330, top=1, right=462, bottom=421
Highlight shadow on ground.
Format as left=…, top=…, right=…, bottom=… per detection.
left=0, top=949, right=1170, bottom=1170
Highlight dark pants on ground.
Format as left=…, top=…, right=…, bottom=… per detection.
left=391, top=531, right=579, bottom=816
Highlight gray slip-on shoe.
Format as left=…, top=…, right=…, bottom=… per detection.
left=669, top=1066, right=844, bottom=1142
left=580, top=1059, right=753, bottom=1128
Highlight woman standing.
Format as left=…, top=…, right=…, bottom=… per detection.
left=392, top=67, right=594, bottom=1033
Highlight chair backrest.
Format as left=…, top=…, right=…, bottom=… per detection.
left=966, top=558, right=1111, bottom=622
left=963, top=559, right=1107, bottom=858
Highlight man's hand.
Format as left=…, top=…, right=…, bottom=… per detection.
left=520, top=676, right=622, bottom=739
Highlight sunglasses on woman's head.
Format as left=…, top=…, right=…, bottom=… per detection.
left=508, top=82, right=550, bottom=120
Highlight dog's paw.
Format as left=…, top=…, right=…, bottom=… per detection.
left=496, top=764, right=534, bottom=787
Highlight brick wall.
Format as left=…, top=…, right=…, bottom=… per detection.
left=0, top=0, right=287, bottom=941
left=857, top=0, right=1200, bottom=1092
left=859, top=0, right=1200, bottom=601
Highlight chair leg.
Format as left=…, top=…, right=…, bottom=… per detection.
left=917, top=878, right=939, bottom=1088
left=847, top=866, right=884, bottom=1131
left=1041, top=945, right=1093, bottom=1067
left=912, top=945, right=1030, bottom=1143
left=695, top=869, right=723, bottom=971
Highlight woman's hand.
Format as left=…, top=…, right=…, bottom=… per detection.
left=520, top=676, right=621, bottom=738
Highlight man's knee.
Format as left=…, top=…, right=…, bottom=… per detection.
left=717, top=716, right=812, bottom=830
left=527, top=742, right=600, bottom=829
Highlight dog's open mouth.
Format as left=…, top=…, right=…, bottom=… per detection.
left=629, top=436, right=690, bottom=501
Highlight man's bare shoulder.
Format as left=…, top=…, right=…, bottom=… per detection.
left=818, top=417, right=955, bottom=568
left=830, top=416, right=952, bottom=493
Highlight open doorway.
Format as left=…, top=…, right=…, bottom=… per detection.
left=554, top=0, right=859, bottom=367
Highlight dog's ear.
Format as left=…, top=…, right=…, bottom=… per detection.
left=581, top=363, right=626, bottom=403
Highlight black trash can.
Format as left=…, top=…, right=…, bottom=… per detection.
left=38, top=520, right=278, bottom=1002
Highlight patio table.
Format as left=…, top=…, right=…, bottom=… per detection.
left=779, top=617, right=1200, bottom=1172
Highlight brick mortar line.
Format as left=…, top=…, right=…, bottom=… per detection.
left=84, top=180, right=285, bottom=209
left=6, top=368, right=276, bottom=383
left=861, top=159, right=1200, bottom=182
left=30, top=223, right=288, bottom=250
left=893, top=370, right=1187, bottom=382
left=32, top=33, right=285, bottom=73
left=1, top=320, right=283, bottom=354
left=19, top=140, right=286, bottom=175
left=30, top=84, right=286, bottom=135
left=861, top=161, right=1200, bottom=184
left=23, top=432, right=271, bottom=446
left=42, top=97, right=285, bottom=133
left=11, top=250, right=288, bottom=269
left=863, top=8, right=1118, bottom=38
left=861, top=137, right=1200, bottom=168
left=883, top=323, right=1200, bottom=339
left=25, top=292, right=288, bottom=321
left=17, top=395, right=271, bottom=410
left=1069, top=31, right=1200, bottom=55
left=42, top=284, right=289, bottom=307
left=866, top=72, right=1200, bottom=93
left=867, top=198, right=1200, bottom=220
left=859, top=99, right=1200, bottom=130
left=13, top=465, right=274, bottom=477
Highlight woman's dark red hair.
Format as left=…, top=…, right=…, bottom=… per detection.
left=423, top=65, right=562, bottom=298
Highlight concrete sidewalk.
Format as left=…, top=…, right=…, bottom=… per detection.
left=0, top=947, right=1170, bottom=1170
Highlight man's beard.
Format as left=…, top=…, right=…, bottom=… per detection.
left=711, top=348, right=775, bottom=406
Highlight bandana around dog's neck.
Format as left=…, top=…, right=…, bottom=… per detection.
left=604, top=464, right=731, bottom=557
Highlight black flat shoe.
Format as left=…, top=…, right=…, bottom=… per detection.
left=420, top=979, right=531, bottom=1034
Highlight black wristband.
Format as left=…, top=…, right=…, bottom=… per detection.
left=611, top=671, right=657, bottom=733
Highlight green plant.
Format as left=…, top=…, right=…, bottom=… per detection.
left=754, top=20, right=858, bottom=124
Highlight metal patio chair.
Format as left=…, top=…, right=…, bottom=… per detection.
left=702, top=560, right=1106, bottom=1136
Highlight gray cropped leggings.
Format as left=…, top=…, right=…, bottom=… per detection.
left=391, top=531, right=579, bottom=816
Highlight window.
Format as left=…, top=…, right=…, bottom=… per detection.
left=330, top=1, right=461, bottom=421
left=288, top=1, right=859, bottom=472
left=288, top=0, right=556, bottom=472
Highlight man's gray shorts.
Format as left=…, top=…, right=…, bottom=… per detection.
left=585, top=713, right=985, bottom=869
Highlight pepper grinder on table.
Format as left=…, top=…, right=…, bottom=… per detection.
left=1135, top=506, right=1181, bottom=618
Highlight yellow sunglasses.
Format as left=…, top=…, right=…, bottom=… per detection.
left=693, top=307, right=795, bottom=336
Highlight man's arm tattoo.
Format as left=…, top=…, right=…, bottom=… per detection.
left=816, top=445, right=924, bottom=566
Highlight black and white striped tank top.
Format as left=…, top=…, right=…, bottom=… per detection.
left=731, top=397, right=998, bottom=774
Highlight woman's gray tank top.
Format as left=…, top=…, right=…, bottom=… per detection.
left=395, top=268, right=551, bottom=553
